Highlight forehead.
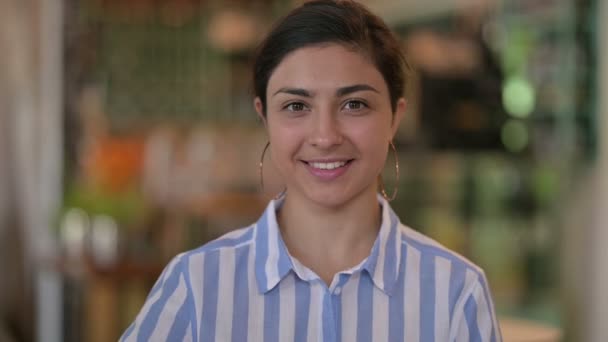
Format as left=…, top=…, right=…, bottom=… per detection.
left=267, top=43, right=388, bottom=95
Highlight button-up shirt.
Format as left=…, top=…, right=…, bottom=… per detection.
left=121, top=195, right=502, bottom=341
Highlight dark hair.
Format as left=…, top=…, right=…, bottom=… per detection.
left=253, top=0, right=410, bottom=116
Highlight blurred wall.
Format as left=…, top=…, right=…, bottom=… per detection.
left=588, top=0, right=608, bottom=340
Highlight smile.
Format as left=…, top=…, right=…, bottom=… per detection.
left=309, top=161, right=347, bottom=170
left=301, top=159, right=354, bottom=181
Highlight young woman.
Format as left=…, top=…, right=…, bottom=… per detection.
left=121, top=1, right=502, bottom=341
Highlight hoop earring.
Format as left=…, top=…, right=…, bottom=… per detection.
left=259, top=142, right=286, bottom=199
left=379, top=140, right=399, bottom=202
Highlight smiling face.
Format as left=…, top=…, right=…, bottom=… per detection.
left=255, top=43, right=406, bottom=209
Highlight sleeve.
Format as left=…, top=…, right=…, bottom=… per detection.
left=120, top=254, right=195, bottom=342
left=451, top=272, right=502, bottom=342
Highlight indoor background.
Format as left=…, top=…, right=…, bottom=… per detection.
left=1, top=0, right=608, bottom=341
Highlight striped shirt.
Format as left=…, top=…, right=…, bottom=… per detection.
left=121, top=195, right=502, bottom=342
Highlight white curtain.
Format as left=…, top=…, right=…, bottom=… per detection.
left=0, top=0, right=64, bottom=341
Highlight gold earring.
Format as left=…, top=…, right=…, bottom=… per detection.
left=379, top=140, right=399, bottom=201
left=259, top=142, right=286, bottom=199
left=259, top=142, right=270, bottom=191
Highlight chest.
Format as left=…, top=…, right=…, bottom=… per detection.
left=194, top=273, right=453, bottom=342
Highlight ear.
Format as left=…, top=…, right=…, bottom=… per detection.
left=390, top=98, right=407, bottom=139
left=254, top=97, right=267, bottom=128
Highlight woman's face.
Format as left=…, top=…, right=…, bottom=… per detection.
left=255, top=43, right=406, bottom=208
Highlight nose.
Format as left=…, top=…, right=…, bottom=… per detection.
left=308, top=109, right=343, bottom=149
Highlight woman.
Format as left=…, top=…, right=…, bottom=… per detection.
left=121, top=1, right=502, bottom=341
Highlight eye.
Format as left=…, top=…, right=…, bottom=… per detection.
left=342, top=100, right=368, bottom=111
left=284, top=102, right=307, bottom=112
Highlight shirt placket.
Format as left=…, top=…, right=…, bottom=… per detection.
left=319, top=273, right=351, bottom=342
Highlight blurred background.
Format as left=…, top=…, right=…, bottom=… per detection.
left=1, top=0, right=607, bottom=341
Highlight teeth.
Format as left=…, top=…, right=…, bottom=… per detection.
left=310, top=161, right=347, bottom=170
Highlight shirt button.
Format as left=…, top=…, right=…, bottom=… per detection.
left=333, top=287, right=342, bottom=295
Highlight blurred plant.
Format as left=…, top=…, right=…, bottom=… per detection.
left=82, top=136, right=145, bottom=193
left=61, top=134, right=149, bottom=227
left=62, top=184, right=148, bottom=228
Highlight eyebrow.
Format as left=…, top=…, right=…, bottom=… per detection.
left=272, top=87, right=313, bottom=97
left=336, top=84, right=379, bottom=97
left=272, top=84, right=379, bottom=98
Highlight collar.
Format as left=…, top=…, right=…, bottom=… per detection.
left=254, top=194, right=402, bottom=296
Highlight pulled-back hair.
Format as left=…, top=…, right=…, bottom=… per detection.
left=253, top=0, right=410, bottom=116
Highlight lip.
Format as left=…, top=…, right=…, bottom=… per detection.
left=304, top=158, right=351, bottom=163
left=301, top=159, right=354, bottom=181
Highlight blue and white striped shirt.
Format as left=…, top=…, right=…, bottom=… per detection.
left=121, top=195, right=502, bottom=341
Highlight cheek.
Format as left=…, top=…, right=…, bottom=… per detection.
left=267, top=122, right=302, bottom=165
left=348, top=118, right=391, bottom=147
left=348, top=121, right=391, bottom=169
left=369, top=142, right=390, bottom=170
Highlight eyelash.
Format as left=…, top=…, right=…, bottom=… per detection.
left=284, top=102, right=308, bottom=112
left=342, top=100, right=368, bottom=111
left=282, top=100, right=369, bottom=113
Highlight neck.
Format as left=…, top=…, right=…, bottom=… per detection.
left=277, top=188, right=381, bottom=286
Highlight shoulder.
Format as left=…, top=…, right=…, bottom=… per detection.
left=152, top=225, right=257, bottom=285
left=191, top=224, right=256, bottom=254
left=175, top=224, right=257, bottom=266
left=120, top=225, right=259, bottom=341
left=398, top=223, right=487, bottom=286
left=398, top=223, right=499, bottom=336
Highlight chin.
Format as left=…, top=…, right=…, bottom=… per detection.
left=310, top=194, right=350, bottom=209
left=301, top=185, right=372, bottom=210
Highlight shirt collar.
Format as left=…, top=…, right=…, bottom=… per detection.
left=254, top=194, right=402, bottom=296
left=361, top=194, right=402, bottom=295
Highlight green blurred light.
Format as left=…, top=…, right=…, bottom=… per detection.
left=503, top=77, right=535, bottom=118
left=501, top=119, right=529, bottom=153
